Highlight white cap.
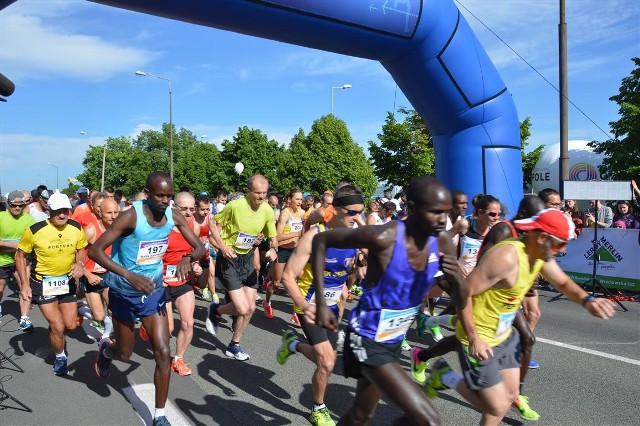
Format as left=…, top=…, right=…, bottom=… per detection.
left=48, top=190, right=72, bottom=210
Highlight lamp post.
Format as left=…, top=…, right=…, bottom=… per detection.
left=47, top=163, right=59, bottom=190
left=80, top=131, right=106, bottom=192
left=135, top=70, right=174, bottom=180
left=331, top=84, right=352, bottom=114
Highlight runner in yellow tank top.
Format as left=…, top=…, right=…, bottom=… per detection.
left=425, top=209, right=616, bottom=426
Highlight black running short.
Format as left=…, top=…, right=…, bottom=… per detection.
left=342, top=327, right=402, bottom=379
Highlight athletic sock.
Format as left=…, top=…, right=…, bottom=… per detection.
left=56, top=351, right=66, bottom=358
left=441, top=370, right=463, bottom=389
left=154, top=408, right=165, bottom=419
left=288, top=339, right=299, bottom=353
left=102, top=315, right=113, bottom=338
left=313, top=403, right=326, bottom=411
left=425, top=314, right=454, bottom=326
left=174, top=355, right=182, bottom=361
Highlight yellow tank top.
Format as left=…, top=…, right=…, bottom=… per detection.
left=456, top=239, right=544, bottom=347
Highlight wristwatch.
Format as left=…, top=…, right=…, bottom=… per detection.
left=581, top=294, right=596, bottom=307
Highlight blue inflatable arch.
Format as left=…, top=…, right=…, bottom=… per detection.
left=99, top=0, right=524, bottom=214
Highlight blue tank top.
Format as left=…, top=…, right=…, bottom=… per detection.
left=349, top=221, right=441, bottom=344
left=105, top=201, right=174, bottom=296
left=297, top=224, right=356, bottom=316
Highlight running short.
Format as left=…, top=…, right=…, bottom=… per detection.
left=277, top=247, right=294, bottom=264
left=108, top=287, right=167, bottom=322
left=456, top=329, right=521, bottom=390
left=299, top=313, right=338, bottom=347
left=258, top=239, right=270, bottom=252
left=342, top=327, right=402, bottom=379
left=216, top=250, right=258, bottom=290
left=0, top=264, right=15, bottom=281
left=29, top=276, right=78, bottom=305
left=209, top=245, right=218, bottom=260
left=165, top=282, right=194, bottom=302
left=80, top=273, right=108, bottom=294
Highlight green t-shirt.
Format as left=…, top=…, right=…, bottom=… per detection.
left=215, top=197, right=276, bottom=255
left=0, top=211, right=35, bottom=267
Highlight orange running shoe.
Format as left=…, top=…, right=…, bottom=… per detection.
left=139, top=325, right=149, bottom=341
left=290, top=313, right=301, bottom=327
left=171, top=357, right=192, bottom=376
left=76, top=314, right=84, bottom=327
left=263, top=301, right=275, bottom=319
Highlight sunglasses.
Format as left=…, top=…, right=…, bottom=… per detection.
left=482, top=210, right=502, bottom=218
left=9, top=203, right=24, bottom=208
left=339, top=206, right=363, bottom=216
left=547, top=234, right=568, bottom=249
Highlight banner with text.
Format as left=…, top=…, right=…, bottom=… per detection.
left=555, top=228, right=640, bottom=292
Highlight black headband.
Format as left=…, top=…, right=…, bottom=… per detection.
left=333, top=194, right=364, bottom=207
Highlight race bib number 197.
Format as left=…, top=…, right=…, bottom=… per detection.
left=234, top=232, right=257, bottom=250
left=137, top=238, right=169, bottom=265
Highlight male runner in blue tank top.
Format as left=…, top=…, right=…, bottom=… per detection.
left=310, top=176, right=468, bottom=426
left=89, top=171, right=205, bottom=426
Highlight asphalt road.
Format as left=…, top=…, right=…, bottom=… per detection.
left=1, top=282, right=638, bottom=426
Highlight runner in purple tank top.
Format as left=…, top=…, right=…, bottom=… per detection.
left=309, top=176, right=468, bottom=426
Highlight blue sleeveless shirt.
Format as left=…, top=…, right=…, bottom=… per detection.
left=295, top=224, right=357, bottom=317
left=349, top=221, right=441, bottom=344
left=105, top=201, right=174, bottom=296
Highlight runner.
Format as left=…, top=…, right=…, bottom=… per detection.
left=81, top=197, right=119, bottom=341
left=310, top=176, right=467, bottom=425
left=205, top=174, right=277, bottom=361
left=162, top=192, right=202, bottom=376
left=193, top=193, right=217, bottom=302
left=89, top=171, right=205, bottom=426
left=15, top=190, right=88, bottom=375
left=425, top=209, right=615, bottom=426
left=277, top=184, right=363, bottom=426
left=263, top=188, right=303, bottom=319
left=0, top=191, right=36, bottom=330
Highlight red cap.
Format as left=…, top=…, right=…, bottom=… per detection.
left=514, top=209, right=575, bottom=241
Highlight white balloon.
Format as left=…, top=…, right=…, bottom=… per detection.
left=234, top=162, right=244, bottom=174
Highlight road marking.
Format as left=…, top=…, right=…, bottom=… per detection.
left=123, top=383, right=191, bottom=425
left=537, top=337, right=640, bottom=366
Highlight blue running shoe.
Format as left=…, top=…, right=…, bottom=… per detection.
left=152, top=416, right=172, bottom=426
left=225, top=343, right=250, bottom=361
left=95, top=338, right=112, bottom=379
left=529, top=360, right=540, bottom=369
left=53, top=355, right=68, bottom=376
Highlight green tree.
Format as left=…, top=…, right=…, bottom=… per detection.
left=281, top=115, right=377, bottom=195
left=368, top=107, right=435, bottom=189
left=221, top=126, right=286, bottom=191
left=588, top=57, right=640, bottom=181
left=520, top=117, right=544, bottom=189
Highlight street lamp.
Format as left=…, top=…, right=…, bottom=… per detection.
left=135, top=70, right=174, bottom=180
left=47, top=163, right=59, bottom=190
left=80, top=131, right=107, bottom=192
left=331, top=84, right=352, bottom=114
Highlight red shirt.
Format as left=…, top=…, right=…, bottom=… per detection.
left=162, top=220, right=195, bottom=287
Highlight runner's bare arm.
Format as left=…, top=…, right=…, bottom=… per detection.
left=207, top=214, right=236, bottom=259
left=282, top=228, right=317, bottom=323
left=89, top=207, right=155, bottom=294
left=436, top=231, right=468, bottom=310
left=311, top=224, right=392, bottom=330
left=541, top=260, right=615, bottom=319
left=172, top=209, right=206, bottom=281
left=14, top=249, right=31, bottom=301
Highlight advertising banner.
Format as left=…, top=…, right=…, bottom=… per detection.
left=555, top=228, right=640, bottom=292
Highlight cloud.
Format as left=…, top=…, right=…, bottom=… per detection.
left=0, top=2, right=158, bottom=82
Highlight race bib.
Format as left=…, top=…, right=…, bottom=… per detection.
left=136, top=238, right=169, bottom=265
left=234, top=232, right=257, bottom=250
left=164, top=265, right=178, bottom=283
left=374, top=305, right=420, bottom=343
left=42, top=275, right=69, bottom=297
left=290, top=222, right=303, bottom=233
left=494, top=311, right=517, bottom=340
left=308, top=288, right=341, bottom=306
